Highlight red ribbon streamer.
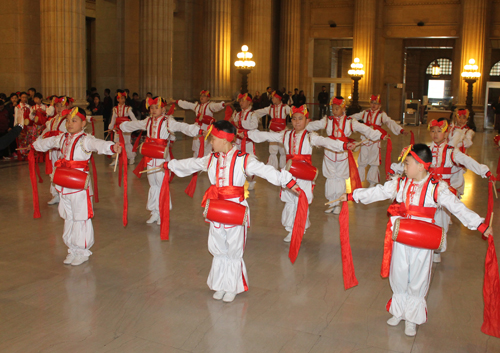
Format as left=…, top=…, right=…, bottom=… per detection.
left=90, top=118, right=95, bottom=135
left=116, top=130, right=128, bottom=227
left=410, top=130, right=415, bottom=145
left=385, top=138, right=393, bottom=180
left=484, top=182, right=495, bottom=241
left=45, top=151, right=53, bottom=175
left=28, top=148, right=41, bottom=218
left=339, top=202, right=358, bottom=289
left=159, top=164, right=170, bottom=240
left=288, top=189, right=309, bottom=264
left=35, top=153, right=43, bottom=183
left=132, top=130, right=143, bottom=153
left=90, top=154, right=99, bottom=203
left=347, top=150, right=362, bottom=191
left=481, top=235, right=500, bottom=338
left=381, top=201, right=406, bottom=278
left=185, top=136, right=205, bottom=197
left=224, top=105, right=233, bottom=121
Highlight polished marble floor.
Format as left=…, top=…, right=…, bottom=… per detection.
left=1, top=122, right=500, bottom=353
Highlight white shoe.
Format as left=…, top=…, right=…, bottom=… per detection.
left=128, top=159, right=135, bottom=165
left=47, top=195, right=60, bottom=205
left=433, top=253, right=441, bottom=263
left=405, top=321, right=417, bottom=336
left=325, top=206, right=335, bottom=214
left=213, top=291, right=225, bottom=300
left=109, top=160, right=116, bottom=166
left=283, top=232, right=292, bottom=243
left=222, top=292, right=237, bottom=303
left=146, top=214, right=159, bottom=224
left=247, top=181, right=256, bottom=191
left=156, top=217, right=161, bottom=225
left=71, top=255, right=89, bottom=266
left=333, top=206, right=341, bottom=215
left=387, top=316, right=402, bottom=326
left=63, top=254, right=75, bottom=265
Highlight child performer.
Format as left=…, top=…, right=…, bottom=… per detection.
left=166, top=120, right=299, bottom=302
left=120, top=97, right=202, bottom=225
left=30, top=93, right=48, bottom=136
left=228, top=93, right=259, bottom=190
left=249, top=105, right=353, bottom=242
left=109, top=89, right=137, bottom=166
left=39, top=96, right=70, bottom=205
left=253, top=90, right=291, bottom=169
left=170, top=90, right=226, bottom=158
left=448, top=108, right=474, bottom=152
left=340, top=143, right=492, bottom=337
left=15, top=92, right=32, bottom=160
left=307, top=96, right=383, bottom=214
left=32, top=107, right=121, bottom=266
left=350, top=94, right=407, bottom=186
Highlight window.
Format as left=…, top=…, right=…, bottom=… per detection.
left=428, top=79, right=452, bottom=99
left=426, top=58, right=452, bottom=75
left=490, top=61, right=500, bottom=76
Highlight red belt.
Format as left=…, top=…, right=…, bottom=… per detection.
left=196, top=114, right=215, bottom=126
left=54, top=159, right=90, bottom=171
left=145, top=137, right=168, bottom=146
left=406, top=205, right=436, bottom=220
left=116, top=117, right=130, bottom=127
left=201, top=185, right=245, bottom=207
left=270, top=118, right=286, bottom=132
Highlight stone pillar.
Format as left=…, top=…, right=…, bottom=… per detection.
left=139, top=0, right=174, bottom=99
left=352, top=0, right=376, bottom=102
left=279, top=0, right=300, bottom=92
left=458, top=0, right=488, bottom=109
left=203, top=0, right=232, bottom=100
left=245, top=0, right=272, bottom=93
left=40, top=0, right=86, bottom=106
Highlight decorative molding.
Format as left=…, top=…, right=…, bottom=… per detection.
left=311, top=0, right=353, bottom=9
left=385, top=0, right=460, bottom=6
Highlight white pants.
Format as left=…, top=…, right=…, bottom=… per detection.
left=49, top=150, right=59, bottom=197
left=146, top=158, right=171, bottom=216
left=114, top=131, right=136, bottom=161
left=323, top=151, right=349, bottom=207
left=192, top=137, right=212, bottom=158
left=207, top=223, right=248, bottom=294
left=357, top=142, right=381, bottom=184
left=267, top=142, right=286, bottom=170
left=433, top=208, right=449, bottom=253
left=58, top=190, right=94, bottom=256
left=450, top=168, right=466, bottom=197
left=388, top=242, right=433, bottom=325
left=281, top=178, right=313, bottom=232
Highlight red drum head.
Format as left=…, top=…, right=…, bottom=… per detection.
left=285, top=160, right=318, bottom=181
left=203, top=199, right=248, bottom=226
left=139, top=142, right=168, bottom=159
left=51, top=167, right=90, bottom=190
left=392, top=218, right=445, bottom=251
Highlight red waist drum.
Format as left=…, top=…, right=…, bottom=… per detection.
left=200, top=115, right=215, bottom=126
left=392, top=218, right=445, bottom=251
left=115, top=117, right=130, bottom=126
left=203, top=199, right=249, bottom=226
left=51, top=167, right=90, bottom=190
left=139, top=142, right=168, bottom=159
left=269, top=119, right=286, bottom=132
left=285, top=160, right=318, bottom=181
left=34, top=111, right=47, bottom=125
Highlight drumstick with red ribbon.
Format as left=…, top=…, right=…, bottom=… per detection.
left=113, top=151, right=120, bottom=173
left=139, top=166, right=162, bottom=174
left=325, top=196, right=343, bottom=206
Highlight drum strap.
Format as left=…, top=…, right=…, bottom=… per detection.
left=285, top=154, right=312, bottom=165
left=403, top=178, right=436, bottom=221
left=286, top=130, right=309, bottom=155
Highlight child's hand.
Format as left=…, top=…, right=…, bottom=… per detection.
left=291, top=185, right=301, bottom=196
left=346, top=142, right=356, bottom=150
left=168, top=99, right=176, bottom=105
left=402, top=130, right=410, bottom=136
left=383, top=135, right=390, bottom=141
left=113, top=143, right=122, bottom=154
left=237, top=132, right=245, bottom=139
left=484, top=227, right=493, bottom=238
left=340, top=193, right=348, bottom=202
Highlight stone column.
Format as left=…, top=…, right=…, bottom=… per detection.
left=40, top=0, right=86, bottom=106
left=139, top=0, right=174, bottom=99
left=203, top=0, right=232, bottom=100
left=458, top=0, right=488, bottom=109
left=352, top=0, right=376, bottom=102
left=279, top=0, right=300, bottom=92
left=245, top=0, right=272, bottom=93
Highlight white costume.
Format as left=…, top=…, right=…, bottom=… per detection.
left=46, top=105, right=55, bottom=118
left=253, top=103, right=291, bottom=169
left=176, top=100, right=225, bottom=157
left=249, top=129, right=346, bottom=233
left=109, top=104, right=137, bottom=163
left=121, top=114, right=201, bottom=220
left=33, top=131, right=115, bottom=257
left=352, top=174, right=486, bottom=325
left=448, top=123, right=474, bottom=151
left=39, top=113, right=68, bottom=199
left=168, top=146, right=294, bottom=294
left=350, top=109, right=403, bottom=184
left=307, top=114, right=381, bottom=206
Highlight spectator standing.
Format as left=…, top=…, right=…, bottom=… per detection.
left=260, top=87, right=273, bottom=129
left=292, top=88, right=299, bottom=107
left=0, top=100, right=10, bottom=159
left=103, top=89, right=113, bottom=131
left=252, top=91, right=262, bottom=110
left=297, top=90, right=306, bottom=107
left=90, top=94, right=104, bottom=116
left=318, top=86, right=329, bottom=119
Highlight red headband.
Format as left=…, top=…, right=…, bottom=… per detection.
left=457, top=109, right=468, bottom=117
left=147, top=97, right=167, bottom=108
left=271, top=91, right=282, bottom=100
left=238, top=93, right=252, bottom=102
left=370, top=94, right=381, bottom=104
left=117, top=92, right=127, bottom=99
left=428, top=119, right=448, bottom=132
left=291, top=105, right=309, bottom=118
left=200, top=90, right=211, bottom=98
left=399, top=145, right=431, bottom=171
left=409, top=151, right=431, bottom=171
left=330, top=97, right=346, bottom=108
left=53, top=97, right=69, bottom=106
left=62, top=108, right=86, bottom=121
left=206, top=125, right=235, bottom=142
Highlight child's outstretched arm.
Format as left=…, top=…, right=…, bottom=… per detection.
left=252, top=106, right=271, bottom=119
left=83, top=135, right=119, bottom=156
left=452, top=149, right=491, bottom=178
left=352, top=119, right=382, bottom=141
left=247, top=130, right=283, bottom=144
left=437, top=182, right=493, bottom=237
left=245, top=155, right=299, bottom=194
left=343, top=177, right=399, bottom=205
left=119, top=118, right=148, bottom=133
left=32, top=134, right=63, bottom=152
left=306, top=117, right=326, bottom=132
left=168, top=117, right=203, bottom=137
left=167, top=155, right=211, bottom=178
left=309, top=132, right=352, bottom=152
left=382, top=112, right=406, bottom=135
